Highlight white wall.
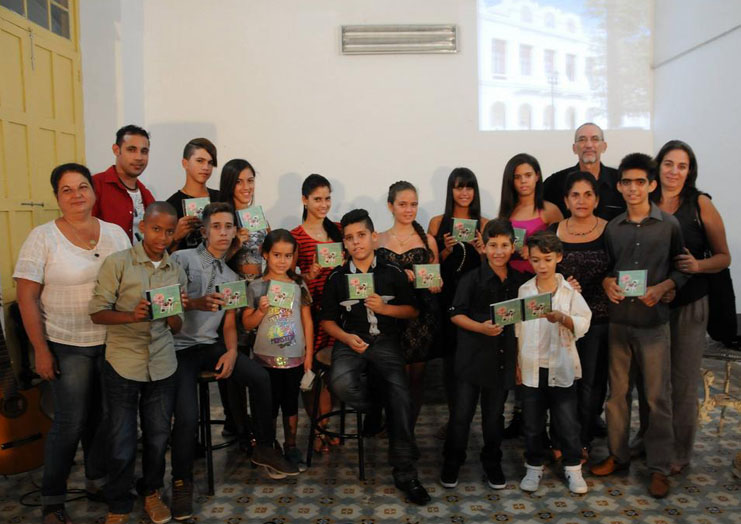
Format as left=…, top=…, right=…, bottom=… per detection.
left=654, top=0, right=741, bottom=308
left=80, top=0, right=651, bottom=233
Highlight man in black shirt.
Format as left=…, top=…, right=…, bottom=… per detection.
left=321, top=209, right=430, bottom=506
left=544, top=123, right=625, bottom=221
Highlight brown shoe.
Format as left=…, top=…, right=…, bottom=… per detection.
left=590, top=455, right=630, bottom=476
left=42, top=508, right=71, bottom=523
left=649, top=472, right=670, bottom=498
left=144, top=490, right=171, bottom=524
left=104, top=514, right=129, bottom=524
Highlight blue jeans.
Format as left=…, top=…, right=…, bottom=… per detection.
left=103, top=361, right=175, bottom=514
left=170, top=343, right=273, bottom=482
left=330, top=334, right=419, bottom=483
left=522, top=368, right=581, bottom=467
left=42, top=342, right=106, bottom=506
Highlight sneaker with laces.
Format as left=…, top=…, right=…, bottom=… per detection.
left=440, top=462, right=459, bottom=488
left=252, top=445, right=299, bottom=476
left=564, top=464, right=588, bottom=494
left=104, top=514, right=129, bottom=524
left=519, top=464, right=543, bottom=492
left=485, top=463, right=506, bottom=489
left=171, top=479, right=193, bottom=521
left=284, top=446, right=308, bottom=473
left=144, top=490, right=171, bottom=524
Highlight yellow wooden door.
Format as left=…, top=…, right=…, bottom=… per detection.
left=0, top=0, right=84, bottom=368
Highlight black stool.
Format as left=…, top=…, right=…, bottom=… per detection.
left=197, top=371, right=237, bottom=495
left=305, top=347, right=367, bottom=480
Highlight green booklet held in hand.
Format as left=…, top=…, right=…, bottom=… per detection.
left=267, top=280, right=295, bottom=309
left=146, top=284, right=183, bottom=320
left=316, top=243, right=343, bottom=268
left=215, top=280, right=247, bottom=310
left=513, top=227, right=527, bottom=251
left=347, top=273, right=374, bottom=299
left=451, top=218, right=477, bottom=243
left=523, top=293, right=552, bottom=321
left=414, top=264, right=441, bottom=289
left=490, top=298, right=523, bottom=326
left=618, top=270, right=647, bottom=297
left=182, top=197, right=210, bottom=219
left=237, top=205, right=268, bottom=232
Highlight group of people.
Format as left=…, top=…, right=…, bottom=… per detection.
left=14, top=122, right=730, bottom=524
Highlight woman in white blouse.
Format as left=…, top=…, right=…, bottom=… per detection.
left=14, top=163, right=129, bottom=524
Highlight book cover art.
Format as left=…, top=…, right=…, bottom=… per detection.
left=451, top=218, right=477, bottom=243
left=146, top=284, right=183, bottom=320
left=237, top=205, right=268, bottom=232
left=513, top=227, right=527, bottom=251
left=413, top=264, right=441, bottom=289
left=316, top=242, right=343, bottom=268
left=618, top=270, right=648, bottom=297
left=347, top=273, right=375, bottom=300
left=182, top=197, right=210, bottom=219
left=490, top=298, right=523, bottom=326
left=267, top=280, right=296, bottom=309
left=523, top=293, right=552, bottom=321
left=216, top=280, right=248, bottom=310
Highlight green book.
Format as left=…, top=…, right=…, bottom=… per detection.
left=316, top=242, right=343, bottom=268
left=618, top=270, right=648, bottom=297
left=451, top=218, right=477, bottom=243
left=146, top=284, right=183, bottom=320
left=267, top=280, right=296, bottom=309
left=237, top=205, right=268, bottom=232
left=513, top=227, right=527, bottom=251
left=490, top=298, right=523, bottom=326
left=215, top=280, right=247, bottom=310
left=347, top=273, right=374, bottom=300
left=522, top=292, right=552, bottom=321
left=414, top=264, right=441, bottom=289
left=182, top=197, right=210, bottom=219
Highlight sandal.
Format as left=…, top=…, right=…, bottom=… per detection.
left=313, top=434, right=330, bottom=454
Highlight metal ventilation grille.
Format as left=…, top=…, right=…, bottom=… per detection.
left=341, top=24, right=457, bottom=55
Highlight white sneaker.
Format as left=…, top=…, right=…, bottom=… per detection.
left=519, top=464, right=543, bottom=492
left=564, top=464, right=588, bottom=494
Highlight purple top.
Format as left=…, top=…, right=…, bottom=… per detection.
left=509, top=214, right=548, bottom=273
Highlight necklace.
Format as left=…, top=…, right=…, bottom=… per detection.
left=390, top=229, right=415, bottom=246
left=566, top=217, right=598, bottom=237
left=61, top=216, right=98, bottom=248
left=304, top=225, right=328, bottom=242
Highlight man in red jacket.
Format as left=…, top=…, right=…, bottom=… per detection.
left=92, top=125, right=156, bottom=242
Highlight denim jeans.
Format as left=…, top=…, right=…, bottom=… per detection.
left=576, top=322, right=609, bottom=447
left=522, top=368, right=582, bottom=467
left=170, top=343, right=273, bottom=482
left=41, top=342, right=106, bottom=506
left=103, top=361, right=175, bottom=514
left=443, top=380, right=508, bottom=470
left=330, top=334, right=419, bottom=483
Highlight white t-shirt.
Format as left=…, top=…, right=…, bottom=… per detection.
left=13, top=219, right=131, bottom=346
left=128, top=188, right=145, bottom=243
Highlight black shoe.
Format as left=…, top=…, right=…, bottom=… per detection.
left=395, top=478, right=431, bottom=506
left=440, top=462, right=459, bottom=488
left=485, top=463, right=506, bottom=489
left=503, top=410, right=522, bottom=439
left=171, top=479, right=193, bottom=521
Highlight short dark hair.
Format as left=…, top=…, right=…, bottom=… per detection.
left=618, top=153, right=657, bottom=182
left=483, top=217, right=515, bottom=243
left=563, top=171, right=599, bottom=196
left=202, top=202, right=235, bottom=226
left=115, top=125, right=150, bottom=147
left=340, top=208, right=374, bottom=232
left=50, top=163, right=92, bottom=195
left=143, top=201, right=178, bottom=221
left=183, top=138, right=218, bottom=167
left=525, top=230, right=563, bottom=255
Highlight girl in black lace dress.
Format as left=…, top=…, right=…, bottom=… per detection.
left=377, top=181, right=443, bottom=426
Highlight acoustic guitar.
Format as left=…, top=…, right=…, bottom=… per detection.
left=0, top=319, right=51, bottom=475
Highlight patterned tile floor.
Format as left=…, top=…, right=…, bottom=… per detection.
left=1, top=354, right=740, bottom=524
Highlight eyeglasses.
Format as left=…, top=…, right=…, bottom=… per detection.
left=618, top=178, right=649, bottom=187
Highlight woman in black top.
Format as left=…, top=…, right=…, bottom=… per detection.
left=652, top=140, right=731, bottom=473
left=550, top=171, right=610, bottom=453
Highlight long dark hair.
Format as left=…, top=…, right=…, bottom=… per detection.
left=498, top=153, right=544, bottom=219
left=443, top=168, right=482, bottom=221
left=219, top=158, right=256, bottom=207
left=387, top=181, right=431, bottom=255
left=301, top=174, right=342, bottom=242
left=261, top=229, right=310, bottom=303
left=651, top=140, right=699, bottom=203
